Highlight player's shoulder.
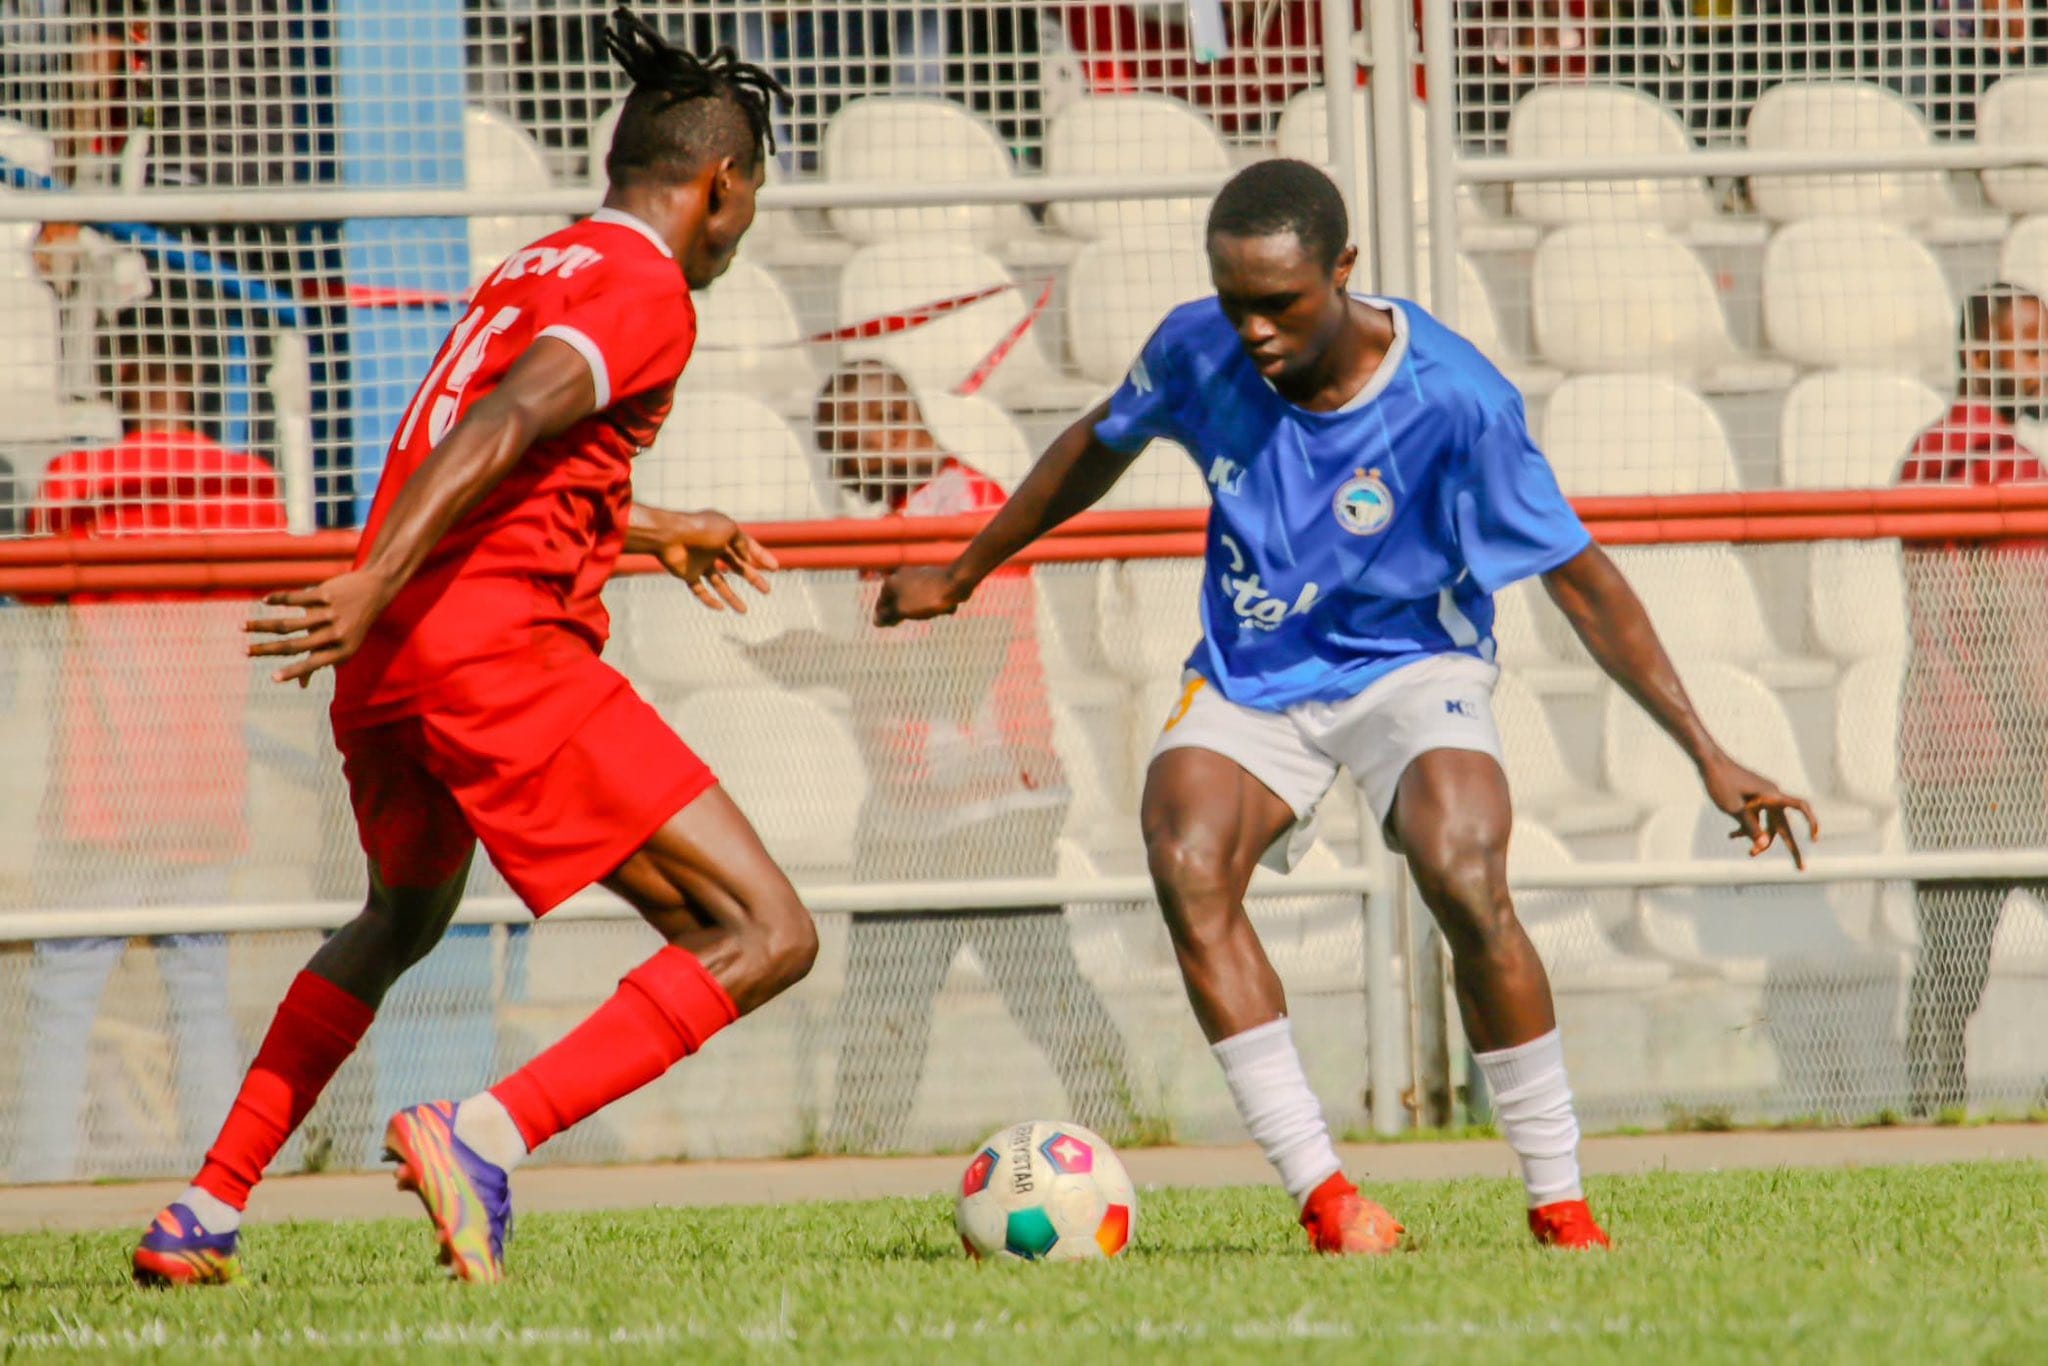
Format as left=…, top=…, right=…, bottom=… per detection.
left=1383, top=297, right=1524, bottom=429
left=1137, top=296, right=1237, bottom=387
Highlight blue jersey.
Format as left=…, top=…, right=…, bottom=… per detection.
left=1094, top=295, right=1589, bottom=711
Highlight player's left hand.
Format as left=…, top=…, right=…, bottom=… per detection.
left=659, top=511, right=778, bottom=612
left=1699, top=754, right=1819, bottom=870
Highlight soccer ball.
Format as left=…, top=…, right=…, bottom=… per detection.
left=954, top=1120, right=1136, bottom=1262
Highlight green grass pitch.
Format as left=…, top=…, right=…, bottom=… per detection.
left=5, top=1163, right=2047, bottom=1362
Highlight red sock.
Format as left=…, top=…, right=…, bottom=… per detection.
left=491, top=946, right=737, bottom=1153
left=195, top=971, right=374, bottom=1210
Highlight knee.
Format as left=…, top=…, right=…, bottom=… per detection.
left=741, top=893, right=819, bottom=996
left=1145, top=825, right=1239, bottom=908
left=1409, top=834, right=1518, bottom=957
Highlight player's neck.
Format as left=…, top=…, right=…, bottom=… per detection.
left=1276, top=296, right=1396, bottom=413
left=600, top=187, right=693, bottom=260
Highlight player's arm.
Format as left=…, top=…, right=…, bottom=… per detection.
left=874, top=400, right=1141, bottom=626
left=1541, top=543, right=1818, bottom=867
left=247, top=337, right=600, bottom=685
left=624, top=503, right=778, bottom=613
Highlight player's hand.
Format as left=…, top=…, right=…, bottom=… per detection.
left=1699, top=754, right=1819, bottom=870
left=659, top=510, right=778, bottom=612
left=244, top=569, right=392, bottom=688
left=874, top=566, right=964, bottom=627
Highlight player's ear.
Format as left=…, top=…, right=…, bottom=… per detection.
left=1331, top=244, right=1357, bottom=294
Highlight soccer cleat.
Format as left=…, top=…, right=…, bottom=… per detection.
left=1529, top=1198, right=1611, bottom=1250
left=383, top=1100, right=513, bottom=1284
left=1299, top=1172, right=1403, bottom=1255
left=131, top=1203, right=242, bottom=1287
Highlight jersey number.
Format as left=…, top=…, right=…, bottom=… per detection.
left=396, top=304, right=523, bottom=451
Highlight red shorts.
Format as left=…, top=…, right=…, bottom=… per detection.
left=333, top=657, right=716, bottom=915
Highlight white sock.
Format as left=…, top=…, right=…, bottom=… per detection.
left=1212, top=1017, right=1343, bottom=1205
left=453, top=1092, right=529, bottom=1173
left=177, top=1185, right=240, bottom=1234
left=1474, top=1029, right=1584, bottom=1207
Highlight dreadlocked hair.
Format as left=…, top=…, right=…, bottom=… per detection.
left=602, top=5, right=788, bottom=186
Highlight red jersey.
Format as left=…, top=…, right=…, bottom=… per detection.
left=1896, top=401, right=2048, bottom=789
left=333, top=209, right=696, bottom=725
left=32, top=428, right=287, bottom=859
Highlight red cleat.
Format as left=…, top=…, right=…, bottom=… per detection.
left=1529, top=1198, right=1611, bottom=1250
left=1299, top=1173, right=1402, bottom=1255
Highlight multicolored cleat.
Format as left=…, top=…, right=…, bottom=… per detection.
left=1299, top=1172, right=1403, bottom=1255
left=1529, top=1197, right=1612, bottom=1250
left=383, top=1100, right=513, bottom=1283
left=131, top=1202, right=242, bottom=1287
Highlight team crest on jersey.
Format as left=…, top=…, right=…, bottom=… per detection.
left=1332, top=468, right=1394, bottom=536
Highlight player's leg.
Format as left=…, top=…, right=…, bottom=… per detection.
left=1906, top=878, right=2003, bottom=1116
left=827, top=910, right=963, bottom=1152
left=1387, top=749, right=1605, bottom=1249
left=390, top=782, right=817, bottom=1282
left=15, top=937, right=125, bottom=1184
left=1141, top=685, right=1400, bottom=1253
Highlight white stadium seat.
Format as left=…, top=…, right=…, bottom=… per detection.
left=464, top=106, right=571, bottom=286
left=2002, top=215, right=2048, bottom=297
left=1495, top=671, right=1637, bottom=837
left=1981, top=76, right=2048, bottom=215
left=1762, top=220, right=1955, bottom=384
left=1095, top=440, right=1212, bottom=510
left=837, top=241, right=1088, bottom=411
left=1509, top=820, right=1670, bottom=993
left=1064, top=236, right=1211, bottom=385
left=1777, top=369, right=1946, bottom=488
left=1509, top=86, right=1715, bottom=229
left=619, top=567, right=826, bottom=693
left=1045, top=95, right=1228, bottom=242
left=1095, top=558, right=1202, bottom=685
left=1745, top=81, right=1996, bottom=240
left=680, top=259, right=815, bottom=404
left=1808, top=540, right=1909, bottom=663
left=823, top=97, right=1034, bottom=250
left=1491, top=580, right=1598, bottom=695
left=638, top=390, right=829, bottom=521
left=1541, top=374, right=1741, bottom=495
left=1609, top=546, right=1833, bottom=689
left=1415, top=245, right=1563, bottom=396
left=916, top=391, right=1035, bottom=491
left=0, top=274, right=62, bottom=400
left=668, top=689, right=866, bottom=873
left=1531, top=224, right=1793, bottom=392
left=1834, top=655, right=1904, bottom=811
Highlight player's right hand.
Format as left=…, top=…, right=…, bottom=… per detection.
left=245, top=569, right=391, bottom=688
left=874, top=566, right=964, bottom=627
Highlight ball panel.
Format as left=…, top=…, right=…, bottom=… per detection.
left=1004, top=1205, right=1061, bottom=1260
left=1095, top=1203, right=1132, bottom=1256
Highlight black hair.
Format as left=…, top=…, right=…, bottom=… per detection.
left=1961, top=281, right=2040, bottom=350
left=602, top=5, right=788, bottom=188
left=1206, top=158, right=1350, bottom=272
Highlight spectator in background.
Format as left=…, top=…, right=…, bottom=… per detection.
left=745, top=361, right=1136, bottom=1151
left=10, top=305, right=285, bottom=1182
left=1920, top=0, right=2048, bottom=136
left=1895, top=282, right=2048, bottom=1117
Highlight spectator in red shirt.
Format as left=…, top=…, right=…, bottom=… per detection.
left=12, top=307, right=285, bottom=1182
left=1895, top=281, right=2048, bottom=1117
left=746, top=361, right=1134, bottom=1150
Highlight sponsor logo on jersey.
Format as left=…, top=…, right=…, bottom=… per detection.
left=1218, top=533, right=1320, bottom=632
left=1444, top=698, right=1477, bottom=718
left=492, top=243, right=604, bottom=284
left=1207, top=456, right=1246, bottom=497
left=1333, top=467, right=1394, bottom=536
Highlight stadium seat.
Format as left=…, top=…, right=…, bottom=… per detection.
left=638, top=391, right=830, bottom=521
left=1414, top=244, right=1563, bottom=396
left=1510, top=820, right=1670, bottom=993
left=917, top=392, right=1035, bottom=491
left=1981, top=76, right=2048, bottom=215
left=1834, top=655, right=1904, bottom=812
left=1807, top=540, right=1910, bottom=664
left=2001, top=215, right=2048, bottom=297
left=1530, top=224, right=1793, bottom=392
left=836, top=241, right=1092, bottom=411
left=1761, top=221, right=1955, bottom=384
left=1491, top=579, right=1598, bottom=695
left=1508, top=86, right=1716, bottom=229
left=1744, top=81, right=1999, bottom=242
left=1602, top=660, right=1870, bottom=833
left=1610, top=545, right=1833, bottom=689
left=464, top=106, right=572, bottom=286
left=822, top=97, right=1035, bottom=251
left=1495, top=670, right=1637, bottom=837
left=668, top=688, right=866, bottom=873
left=1777, top=369, right=1946, bottom=488
left=1095, top=558, right=1202, bottom=685
left=616, top=567, right=827, bottom=694
left=1094, top=439, right=1211, bottom=510
left=1064, top=236, right=1211, bottom=386
left=679, top=259, right=815, bottom=405
left=1044, top=95, right=1228, bottom=242
left=1542, top=374, right=1741, bottom=494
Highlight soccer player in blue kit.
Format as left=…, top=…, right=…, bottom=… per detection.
left=876, top=159, right=1815, bottom=1253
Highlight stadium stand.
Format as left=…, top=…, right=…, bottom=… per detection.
left=1043, top=93, right=1229, bottom=243
left=1978, top=75, right=2048, bottom=216
left=1761, top=220, right=1957, bottom=384
left=1541, top=374, right=1742, bottom=494
left=464, top=105, right=571, bottom=286
left=1507, top=85, right=1717, bottom=231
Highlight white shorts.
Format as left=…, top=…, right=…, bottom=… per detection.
left=1150, top=653, right=1505, bottom=871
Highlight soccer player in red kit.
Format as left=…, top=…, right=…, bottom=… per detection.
left=132, top=11, right=817, bottom=1287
